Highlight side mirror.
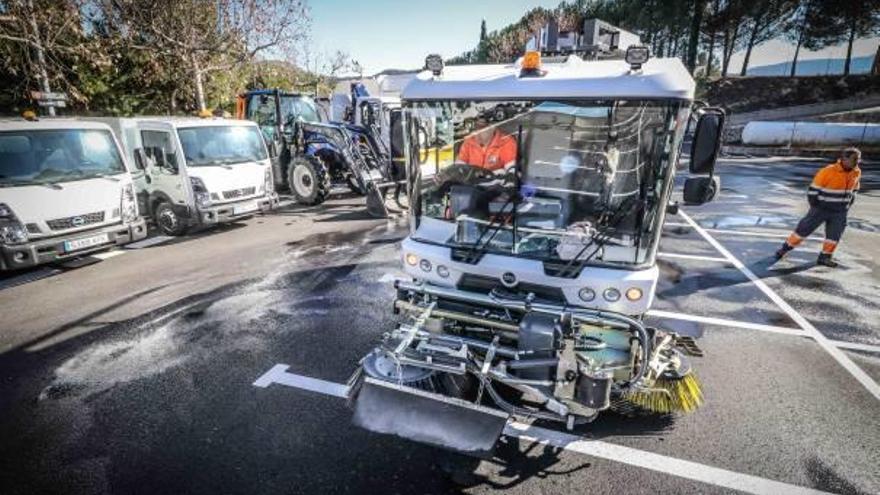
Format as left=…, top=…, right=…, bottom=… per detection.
left=683, top=176, right=720, bottom=205
left=133, top=148, right=148, bottom=170
left=689, top=108, right=725, bottom=175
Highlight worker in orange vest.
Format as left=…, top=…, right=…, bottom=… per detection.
left=775, top=148, right=862, bottom=267
left=456, top=111, right=517, bottom=173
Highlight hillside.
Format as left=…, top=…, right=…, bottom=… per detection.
left=703, top=75, right=880, bottom=115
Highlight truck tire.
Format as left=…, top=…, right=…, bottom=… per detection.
left=155, top=201, right=187, bottom=236
left=288, top=155, right=330, bottom=206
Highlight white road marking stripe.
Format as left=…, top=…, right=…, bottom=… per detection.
left=505, top=422, right=830, bottom=495
left=253, top=364, right=349, bottom=398
left=834, top=341, right=880, bottom=354
left=664, top=222, right=822, bottom=241
left=125, top=235, right=174, bottom=249
left=254, top=365, right=830, bottom=495
left=679, top=210, right=880, bottom=401
left=648, top=310, right=880, bottom=355
left=90, top=250, right=126, bottom=260
left=646, top=310, right=804, bottom=336
left=657, top=252, right=730, bottom=263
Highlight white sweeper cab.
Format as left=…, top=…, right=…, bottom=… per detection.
left=94, top=117, right=278, bottom=236
left=0, top=119, right=148, bottom=271
left=348, top=47, right=725, bottom=456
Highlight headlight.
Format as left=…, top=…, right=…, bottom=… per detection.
left=436, top=265, right=450, bottom=278
left=625, top=287, right=643, bottom=301
left=262, top=168, right=273, bottom=194
left=578, top=287, right=596, bottom=302
left=190, top=177, right=212, bottom=208
left=419, top=259, right=432, bottom=272
left=603, top=288, right=621, bottom=302
left=121, top=184, right=138, bottom=223
left=0, top=223, right=28, bottom=245
left=405, top=253, right=418, bottom=266
left=0, top=204, right=28, bottom=245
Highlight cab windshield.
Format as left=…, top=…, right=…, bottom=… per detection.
left=0, top=129, right=125, bottom=187
left=177, top=125, right=268, bottom=167
left=406, top=100, right=688, bottom=268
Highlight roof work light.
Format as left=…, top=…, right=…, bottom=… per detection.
left=625, top=45, right=650, bottom=70
left=425, top=54, right=444, bottom=76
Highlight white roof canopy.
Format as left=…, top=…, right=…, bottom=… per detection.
left=402, top=56, right=694, bottom=101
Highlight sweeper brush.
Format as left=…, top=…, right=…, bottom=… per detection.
left=623, top=372, right=704, bottom=414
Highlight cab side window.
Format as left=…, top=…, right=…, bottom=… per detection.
left=248, top=95, right=278, bottom=143
left=141, top=130, right=178, bottom=172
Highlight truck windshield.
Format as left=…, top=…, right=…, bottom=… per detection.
left=0, top=129, right=125, bottom=187
left=177, top=125, right=268, bottom=167
left=406, top=100, right=688, bottom=268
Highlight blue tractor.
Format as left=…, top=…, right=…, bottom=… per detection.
left=236, top=89, right=401, bottom=217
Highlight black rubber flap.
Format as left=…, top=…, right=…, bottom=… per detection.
left=352, top=377, right=509, bottom=457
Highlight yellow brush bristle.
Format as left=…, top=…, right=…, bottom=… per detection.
left=624, top=373, right=704, bottom=414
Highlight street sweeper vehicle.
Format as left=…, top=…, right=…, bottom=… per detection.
left=348, top=48, right=725, bottom=456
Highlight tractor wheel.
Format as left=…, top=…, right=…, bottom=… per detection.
left=288, top=155, right=330, bottom=206
left=346, top=174, right=366, bottom=196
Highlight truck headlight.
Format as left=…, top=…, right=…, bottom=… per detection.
left=0, top=203, right=28, bottom=245
left=0, top=223, right=28, bottom=245
left=625, top=287, right=643, bottom=301
left=190, top=177, right=212, bottom=209
left=603, top=288, right=621, bottom=302
left=121, top=184, right=138, bottom=223
left=262, top=168, right=273, bottom=194
left=578, top=287, right=596, bottom=302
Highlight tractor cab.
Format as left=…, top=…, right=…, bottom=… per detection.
left=349, top=49, right=725, bottom=456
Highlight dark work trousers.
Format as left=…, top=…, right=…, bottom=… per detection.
left=788, top=207, right=848, bottom=254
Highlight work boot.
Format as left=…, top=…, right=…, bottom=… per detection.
left=774, top=243, right=793, bottom=260
left=817, top=253, right=839, bottom=268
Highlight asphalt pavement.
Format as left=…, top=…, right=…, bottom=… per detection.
left=1, top=158, right=879, bottom=495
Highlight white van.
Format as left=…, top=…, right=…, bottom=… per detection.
left=0, top=119, right=147, bottom=271
left=96, top=117, right=277, bottom=236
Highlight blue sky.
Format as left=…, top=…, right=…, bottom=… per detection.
left=308, top=1, right=879, bottom=76
left=308, top=0, right=560, bottom=74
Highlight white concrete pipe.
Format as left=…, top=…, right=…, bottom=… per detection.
left=741, top=121, right=880, bottom=147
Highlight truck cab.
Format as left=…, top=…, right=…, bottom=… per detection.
left=96, top=117, right=277, bottom=236
left=0, top=119, right=147, bottom=270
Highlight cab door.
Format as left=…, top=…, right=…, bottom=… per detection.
left=137, top=126, right=190, bottom=215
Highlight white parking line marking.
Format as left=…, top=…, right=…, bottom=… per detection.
left=506, top=422, right=830, bottom=495
left=679, top=210, right=880, bottom=401
left=254, top=365, right=830, bottom=495
left=125, top=235, right=174, bottom=249
left=647, top=309, right=880, bottom=355
left=834, top=341, right=880, bottom=354
left=253, top=364, right=349, bottom=398
left=90, top=250, right=127, bottom=260
left=664, top=222, right=822, bottom=241
left=646, top=310, right=804, bottom=336
left=657, top=252, right=730, bottom=263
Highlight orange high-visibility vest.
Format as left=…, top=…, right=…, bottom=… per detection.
left=807, top=161, right=861, bottom=211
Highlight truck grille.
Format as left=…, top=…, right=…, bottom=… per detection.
left=222, top=187, right=256, bottom=200
left=456, top=274, right=566, bottom=303
left=46, top=211, right=105, bottom=231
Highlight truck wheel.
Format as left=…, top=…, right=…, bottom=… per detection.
left=288, top=156, right=330, bottom=205
left=155, top=201, right=187, bottom=236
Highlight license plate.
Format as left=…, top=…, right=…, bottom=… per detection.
left=233, top=203, right=258, bottom=216
left=64, top=233, right=110, bottom=252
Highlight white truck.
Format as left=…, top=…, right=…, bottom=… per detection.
left=96, top=117, right=277, bottom=236
left=0, top=119, right=147, bottom=271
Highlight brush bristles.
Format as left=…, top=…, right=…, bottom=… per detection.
left=624, top=373, right=704, bottom=414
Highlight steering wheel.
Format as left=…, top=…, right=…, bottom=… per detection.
left=435, top=163, right=497, bottom=186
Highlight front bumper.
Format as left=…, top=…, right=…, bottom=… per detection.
left=196, top=193, right=277, bottom=226
left=0, top=218, right=148, bottom=271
